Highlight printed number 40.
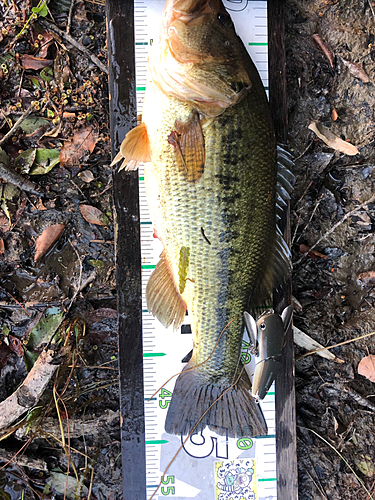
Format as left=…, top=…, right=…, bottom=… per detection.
left=161, top=475, right=175, bottom=496
left=159, top=388, right=172, bottom=409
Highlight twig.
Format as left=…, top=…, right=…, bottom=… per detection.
left=39, top=19, right=108, bottom=75
left=369, top=0, right=375, bottom=20
left=0, top=349, right=65, bottom=432
left=294, top=194, right=375, bottom=266
left=66, top=0, right=75, bottom=34
left=0, top=104, right=34, bottom=147
left=0, top=162, right=40, bottom=196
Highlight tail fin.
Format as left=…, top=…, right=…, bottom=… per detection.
left=165, top=367, right=267, bottom=438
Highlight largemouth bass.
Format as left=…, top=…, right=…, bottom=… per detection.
left=113, top=0, right=292, bottom=438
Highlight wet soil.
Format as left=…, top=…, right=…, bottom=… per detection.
left=286, top=1, right=375, bottom=498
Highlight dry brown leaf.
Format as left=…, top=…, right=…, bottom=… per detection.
left=357, top=271, right=375, bottom=286
left=21, top=55, right=53, bottom=70
left=308, top=121, right=359, bottom=156
left=358, top=355, right=375, bottom=382
left=34, top=224, right=65, bottom=262
left=0, top=238, right=4, bottom=255
left=36, top=32, right=54, bottom=59
left=59, top=126, right=98, bottom=167
left=312, top=34, right=334, bottom=68
left=78, top=170, right=95, bottom=183
left=331, top=108, right=339, bottom=121
left=80, top=205, right=109, bottom=226
left=341, top=58, right=370, bottom=83
left=300, top=243, right=328, bottom=259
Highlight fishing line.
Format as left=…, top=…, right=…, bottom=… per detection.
left=148, top=331, right=253, bottom=500
left=146, top=316, right=240, bottom=403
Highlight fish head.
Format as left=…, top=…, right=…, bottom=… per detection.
left=150, top=0, right=253, bottom=116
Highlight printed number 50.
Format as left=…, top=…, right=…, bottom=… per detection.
left=161, top=475, right=175, bottom=496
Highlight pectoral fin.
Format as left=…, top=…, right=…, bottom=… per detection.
left=146, top=251, right=187, bottom=330
left=110, top=122, right=151, bottom=171
left=168, top=112, right=205, bottom=182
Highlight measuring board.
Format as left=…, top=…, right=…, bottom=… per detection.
left=134, top=1, right=276, bottom=498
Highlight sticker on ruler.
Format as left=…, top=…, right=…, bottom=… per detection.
left=135, top=1, right=276, bottom=498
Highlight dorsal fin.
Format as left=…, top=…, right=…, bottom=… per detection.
left=146, top=251, right=187, bottom=330
left=110, top=122, right=151, bottom=171
left=168, top=111, right=205, bottom=183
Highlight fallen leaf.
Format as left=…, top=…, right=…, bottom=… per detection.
left=59, top=126, right=98, bottom=167
left=26, top=307, right=63, bottom=350
left=3, top=183, right=19, bottom=200
left=80, top=205, right=109, bottom=226
left=15, top=148, right=37, bottom=174
left=341, top=58, right=370, bottom=83
left=34, top=224, right=65, bottom=262
left=0, top=238, right=4, bottom=254
left=62, top=111, right=76, bottom=119
left=308, top=121, right=359, bottom=156
left=357, top=271, right=375, bottom=286
left=36, top=31, right=54, bottom=59
left=300, top=243, right=328, bottom=259
left=0, top=215, right=10, bottom=233
left=87, top=308, right=117, bottom=326
left=0, top=147, right=10, bottom=167
left=30, top=148, right=60, bottom=175
left=15, top=115, right=50, bottom=134
left=78, top=169, right=94, bottom=183
left=21, top=54, right=53, bottom=70
left=312, top=34, right=334, bottom=68
left=358, top=354, right=375, bottom=382
left=8, top=335, right=24, bottom=356
left=331, top=108, right=339, bottom=121
left=354, top=454, right=375, bottom=477
left=49, top=472, right=88, bottom=498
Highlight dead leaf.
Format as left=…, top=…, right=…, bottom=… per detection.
left=341, top=58, right=370, bottom=83
left=308, top=121, right=359, bottom=156
left=300, top=243, right=328, bottom=259
left=358, top=355, right=375, bottom=382
left=331, top=108, right=339, bottom=121
left=0, top=238, right=4, bottom=254
left=34, top=224, right=65, bottom=262
left=21, top=55, right=53, bottom=70
left=87, top=308, right=117, bottom=326
left=80, top=205, right=109, bottom=226
left=357, top=271, right=375, bottom=286
left=59, top=126, right=98, bottom=167
left=312, top=34, right=334, bottom=68
left=78, top=170, right=94, bottom=183
left=36, top=32, right=54, bottom=59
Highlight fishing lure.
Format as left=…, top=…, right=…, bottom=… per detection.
left=244, top=305, right=293, bottom=400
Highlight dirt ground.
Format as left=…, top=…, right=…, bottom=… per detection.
left=286, top=0, right=375, bottom=498
left=0, top=0, right=375, bottom=499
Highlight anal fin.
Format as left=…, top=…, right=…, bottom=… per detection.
left=110, top=122, right=151, bottom=171
left=146, top=251, right=187, bottom=330
left=168, top=111, right=205, bottom=183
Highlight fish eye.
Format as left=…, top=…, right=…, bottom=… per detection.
left=217, top=12, right=233, bottom=28
left=259, top=322, right=266, bottom=330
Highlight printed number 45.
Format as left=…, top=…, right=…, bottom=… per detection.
left=161, top=475, right=175, bottom=496
left=159, top=388, right=172, bottom=409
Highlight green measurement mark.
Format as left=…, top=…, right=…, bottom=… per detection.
left=136, top=86, right=146, bottom=91
left=258, top=478, right=277, bottom=482
left=142, top=264, right=156, bottom=269
left=140, top=221, right=152, bottom=225
left=144, top=397, right=156, bottom=401
left=142, top=309, right=148, bottom=312
left=136, top=42, right=148, bottom=45
left=248, top=42, right=268, bottom=46
left=146, top=439, right=168, bottom=445
left=139, top=176, right=144, bottom=181
left=143, top=353, right=166, bottom=357
left=256, top=434, right=276, bottom=439
left=267, top=391, right=275, bottom=396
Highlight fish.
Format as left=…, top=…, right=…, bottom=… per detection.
left=112, top=0, right=293, bottom=438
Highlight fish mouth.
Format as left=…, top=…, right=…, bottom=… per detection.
left=166, top=0, right=221, bottom=25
